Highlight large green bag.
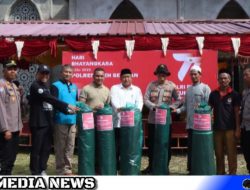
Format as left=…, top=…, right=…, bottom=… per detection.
left=152, top=104, right=171, bottom=175
left=95, top=104, right=116, bottom=175
left=119, top=107, right=143, bottom=175
left=191, top=102, right=216, bottom=175
left=76, top=102, right=95, bottom=175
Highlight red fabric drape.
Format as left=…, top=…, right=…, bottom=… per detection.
left=65, top=35, right=198, bottom=52
left=65, top=37, right=92, bottom=51
left=66, top=35, right=250, bottom=55
left=2, top=35, right=250, bottom=60
left=204, top=35, right=233, bottom=53
left=239, top=36, right=250, bottom=56
left=0, top=39, right=16, bottom=60
left=22, top=39, right=57, bottom=57
left=168, top=35, right=198, bottom=50
left=65, top=36, right=133, bottom=51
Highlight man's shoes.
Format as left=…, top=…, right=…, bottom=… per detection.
left=64, top=173, right=75, bottom=176
left=40, top=170, right=47, bottom=176
left=141, top=167, right=151, bottom=175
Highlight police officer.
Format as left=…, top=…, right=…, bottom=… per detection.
left=0, top=60, right=23, bottom=175
left=143, top=64, right=181, bottom=174
left=29, top=64, right=78, bottom=175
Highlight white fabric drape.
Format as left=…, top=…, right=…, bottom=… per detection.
left=231, top=37, right=241, bottom=57
left=161, top=37, right=169, bottom=56
left=15, top=41, right=24, bottom=59
left=91, top=40, right=100, bottom=60
left=125, top=40, right=135, bottom=59
left=196, top=36, right=204, bottom=55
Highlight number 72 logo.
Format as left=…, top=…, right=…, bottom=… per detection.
left=173, top=53, right=201, bottom=81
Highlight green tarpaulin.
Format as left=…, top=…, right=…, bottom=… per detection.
left=95, top=104, right=116, bottom=175
left=119, top=107, right=143, bottom=175
left=191, top=102, right=216, bottom=175
left=76, top=102, right=95, bottom=175
left=152, top=104, right=171, bottom=175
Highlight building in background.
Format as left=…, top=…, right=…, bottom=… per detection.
left=0, top=0, right=249, bottom=21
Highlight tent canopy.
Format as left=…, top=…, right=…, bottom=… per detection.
left=1, top=19, right=250, bottom=61
left=1, top=19, right=250, bottom=37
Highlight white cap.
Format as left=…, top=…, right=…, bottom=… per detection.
left=190, top=65, right=202, bottom=73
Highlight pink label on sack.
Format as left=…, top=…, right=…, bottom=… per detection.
left=193, top=113, right=211, bottom=131
left=96, top=115, right=113, bottom=131
left=82, top=113, right=94, bottom=130
left=120, top=111, right=135, bottom=127
left=155, top=108, right=167, bottom=125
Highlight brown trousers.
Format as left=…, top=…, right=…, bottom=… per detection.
left=54, top=124, right=76, bottom=175
left=214, top=129, right=237, bottom=175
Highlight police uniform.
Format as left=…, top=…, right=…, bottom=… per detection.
left=144, top=64, right=181, bottom=174
left=29, top=65, right=71, bottom=175
left=0, top=61, right=23, bottom=175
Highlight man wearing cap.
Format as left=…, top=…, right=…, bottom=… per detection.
left=0, top=60, right=23, bottom=175
left=144, top=64, right=181, bottom=174
left=174, top=65, right=211, bottom=174
left=29, top=64, right=78, bottom=175
left=110, top=68, right=143, bottom=172
left=51, top=64, right=78, bottom=175
left=209, top=69, right=240, bottom=175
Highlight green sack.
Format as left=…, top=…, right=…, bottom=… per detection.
left=95, top=104, right=116, bottom=175
left=119, top=107, right=143, bottom=175
left=191, top=131, right=216, bottom=175
left=191, top=102, right=216, bottom=175
left=76, top=102, right=95, bottom=175
left=152, top=104, right=171, bottom=175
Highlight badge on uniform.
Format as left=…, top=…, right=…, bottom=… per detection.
left=227, top=98, right=232, bottom=104
left=38, top=88, right=44, bottom=94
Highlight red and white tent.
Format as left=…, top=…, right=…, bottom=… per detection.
left=1, top=19, right=250, bottom=61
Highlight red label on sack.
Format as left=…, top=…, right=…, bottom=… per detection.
left=96, top=115, right=113, bottom=131
left=193, top=113, right=211, bottom=131
left=82, top=113, right=94, bottom=130
left=120, top=111, right=135, bottom=127
left=155, top=109, right=167, bottom=125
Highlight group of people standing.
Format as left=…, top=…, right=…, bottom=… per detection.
left=0, top=59, right=250, bottom=175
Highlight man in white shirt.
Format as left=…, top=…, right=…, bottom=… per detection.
left=110, top=68, right=143, bottom=171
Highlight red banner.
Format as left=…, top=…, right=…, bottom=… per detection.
left=62, top=50, right=218, bottom=98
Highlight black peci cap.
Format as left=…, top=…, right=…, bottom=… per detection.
left=120, top=68, right=132, bottom=76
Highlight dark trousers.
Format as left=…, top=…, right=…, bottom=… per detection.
left=187, top=129, right=193, bottom=172
left=147, top=123, right=172, bottom=171
left=115, top=128, right=120, bottom=171
left=0, top=132, right=19, bottom=175
left=241, top=128, right=250, bottom=173
left=30, top=126, right=52, bottom=175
